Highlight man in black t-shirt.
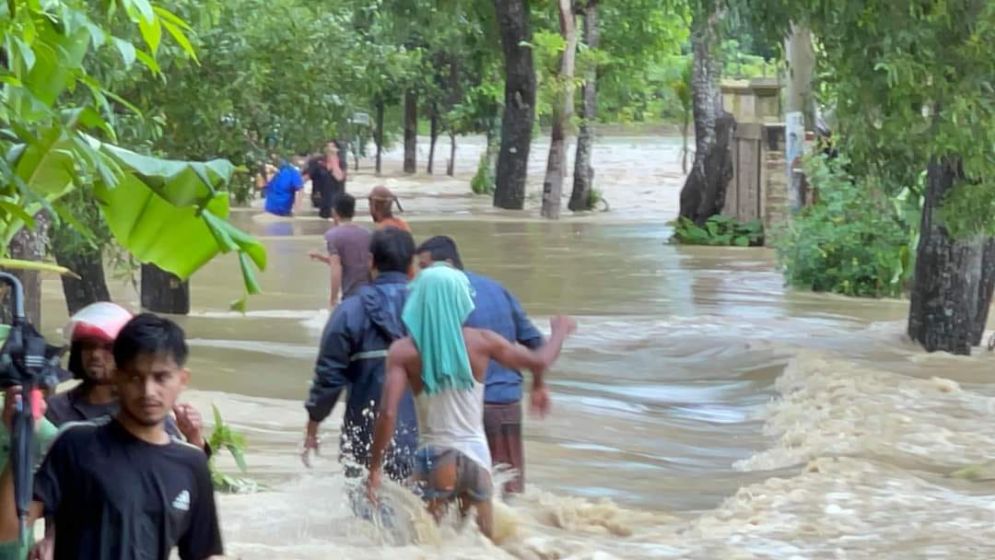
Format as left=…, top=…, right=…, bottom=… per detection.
left=0, top=314, right=223, bottom=560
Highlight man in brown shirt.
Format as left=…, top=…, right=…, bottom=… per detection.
left=309, top=194, right=372, bottom=306
left=368, top=185, right=411, bottom=233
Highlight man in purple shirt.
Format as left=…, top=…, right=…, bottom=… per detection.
left=415, top=236, right=545, bottom=495
left=309, top=194, right=371, bottom=307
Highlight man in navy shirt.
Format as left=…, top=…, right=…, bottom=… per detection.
left=415, top=236, right=544, bottom=494
left=263, top=156, right=304, bottom=217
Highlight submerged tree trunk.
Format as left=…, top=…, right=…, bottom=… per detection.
left=141, top=264, right=190, bottom=315
left=908, top=158, right=995, bottom=355
left=403, top=90, right=418, bottom=174
left=52, top=243, right=110, bottom=315
left=374, top=98, right=385, bottom=176
left=493, top=0, right=537, bottom=210
left=7, top=215, right=50, bottom=326
left=427, top=103, right=439, bottom=174
left=570, top=0, right=599, bottom=212
left=678, top=7, right=733, bottom=225
left=541, top=0, right=578, bottom=220
left=447, top=132, right=457, bottom=176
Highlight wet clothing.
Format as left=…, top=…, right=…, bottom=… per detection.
left=484, top=401, right=525, bottom=493
left=464, top=271, right=544, bottom=404
left=306, top=272, right=417, bottom=480
left=414, top=446, right=492, bottom=502
left=308, top=162, right=342, bottom=219
left=263, top=164, right=303, bottom=216
left=34, top=418, right=223, bottom=560
left=324, top=223, right=372, bottom=299
left=376, top=217, right=411, bottom=233
left=414, top=377, right=490, bottom=473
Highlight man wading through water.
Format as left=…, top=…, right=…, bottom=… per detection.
left=416, top=236, right=544, bottom=495
left=303, top=227, right=419, bottom=481
left=0, top=314, right=223, bottom=559
left=367, top=264, right=575, bottom=538
left=308, top=193, right=372, bottom=307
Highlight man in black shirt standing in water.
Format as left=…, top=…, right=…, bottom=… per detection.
left=0, top=314, right=223, bottom=559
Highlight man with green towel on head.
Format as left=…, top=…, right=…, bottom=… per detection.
left=366, top=263, right=575, bottom=539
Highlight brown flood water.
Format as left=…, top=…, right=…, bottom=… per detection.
left=36, top=136, right=995, bottom=558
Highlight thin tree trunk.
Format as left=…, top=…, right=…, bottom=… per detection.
left=6, top=215, right=49, bottom=326
left=569, top=0, right=599, bottom=212
left=52, top=243, right=110, bottom=315
left=141, top=264, right=190, bottom=315
left=375, top=98, right=385, bottom=176
left=681, top=117, right=690, bottom=175
left=427, top=103, right=439, bottom=174
left=403, top=90, right=417, bottom=174
left=908, top=158, right=994, bottom=355
left=785, top=24, right=815, bottom=212
left=677, top=7, right=733, bottom=225
left=541, top=0, right=578, bottom=220
left=493, top=0, right=537, bottom=210
left=447, top=132, right=457, bottom=176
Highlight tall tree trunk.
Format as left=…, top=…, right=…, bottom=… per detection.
left=493, top=0, right=537, bottom=210
left=375, top=97, right=385, bottom=176
left=427, top=103, right=439, bottom=174
left=541, top=0, right=578, bottom=219
left=447, top=132, right=457, bottom=176
left=784, top=24, right=815, bottom=212
left=403, top=90, right=418, bottom=174
left=141, top=264, right=190, bottom=315
left=6, top=215, right=50, bottom=326
left=908, top=158, right=995, bottom=355
left=677, top=7, right=733, bottom=225
left=52, top=243, right=110, bottom=315
left=569, top=0, right=599, bottom=212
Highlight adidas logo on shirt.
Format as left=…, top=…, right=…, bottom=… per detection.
left=172, top=490, right=190, bottom=512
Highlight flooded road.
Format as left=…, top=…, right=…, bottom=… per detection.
left=39, top=136, right=995, bottom=558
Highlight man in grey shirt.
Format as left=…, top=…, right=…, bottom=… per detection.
left=309, top=193, right=372, bottom=306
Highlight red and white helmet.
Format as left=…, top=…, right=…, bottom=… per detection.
left=63, top=302, right=133, bottom=344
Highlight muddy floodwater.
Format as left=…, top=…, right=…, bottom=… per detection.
left=36, top=136, right=995, bottom=558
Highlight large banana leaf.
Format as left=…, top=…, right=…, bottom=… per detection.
left=90, top=138, right=266, bottom=289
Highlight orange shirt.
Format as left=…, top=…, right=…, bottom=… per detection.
left=376, top=217, right=411, bottom=233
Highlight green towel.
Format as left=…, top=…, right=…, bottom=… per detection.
left=402, top=263, right=476, bottom=395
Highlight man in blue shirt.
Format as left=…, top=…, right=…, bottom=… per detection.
left=263, top=156, right=304, bottom=216
left=415, top=236, right=544, bottom=494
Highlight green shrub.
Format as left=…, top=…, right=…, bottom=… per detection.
left=672, top=215, right=764, bottom=247
left=774, top=154, right=919, bottom=298
left=209, top=405, right=260, bottom=494
left=470, top=151, right=495, bottom=195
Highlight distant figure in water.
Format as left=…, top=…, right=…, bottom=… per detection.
left=308, top=193, right=372, bottom=307
left=367, top=264, right=575, bottom=539
left=263, top=155, right=305, bottom=217
left=369, top=186, right=411, bottom=232
left=306, top=151, right=345, bottom=220
left=416, top=236, right=544, bottom=495
left=304, top=227, right=419, bottom=481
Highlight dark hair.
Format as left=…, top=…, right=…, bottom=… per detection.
left=333, top=193, right=356, bottom=219
left=113, top=313, right=189, bottom=369
left=370, top=227, right=415, bottom=274
left=416, top=236, right=464, bottom=270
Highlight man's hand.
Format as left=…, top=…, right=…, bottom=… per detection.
left=2, top=387, right=45, bottom=431
left=550, top=315, right=577, bottom=337
left=302, top=422, right=320, bottom=468
left=28, top=533, right=54, bottom=560
left=529, top=385, right=551, bottom=418
left=308, top=251, right=330, bottom=264
left=365, top=468, right=382, bottom=506
left=173, top=403, right=206, bottom=449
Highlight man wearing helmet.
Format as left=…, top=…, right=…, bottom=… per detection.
left=46, top=302, right=207, bottom=451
